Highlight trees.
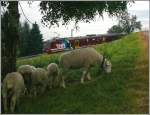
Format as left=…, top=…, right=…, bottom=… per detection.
left=107, top=11, right=142, bottom=34
left=18, top=22, right=43, bottom=56
left=1, top=11, right=9, bottom=80
left=19, top=22, right=31, bottom=56
left=107, top=25, right=123, bottom=33
left=1, top=1, right=129, bottom=79
left=28, top=22, right=43, bottom=55
left=1, top=2, right=19, bottom=80
left=39, top=1, right=129, bottom=27
left=119, top=11, right=142, bottom=34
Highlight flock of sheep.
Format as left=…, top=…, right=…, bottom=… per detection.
left=2, top=47, right=112, bottom=113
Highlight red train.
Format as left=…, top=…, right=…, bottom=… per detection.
left=43, top=33, right=126, bottom=54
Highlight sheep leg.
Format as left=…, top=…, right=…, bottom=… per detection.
left=81, top=66, right=90, bottom=83
left=60, top=76, right=66, bottom=88
left=59, top=69, right=66, bottom=88
left=54, top=75, right=59, bottom=87
left=86, top=72, right=91, bottom=81
left=81, top=70, right=87, bottom=84
left=28, top=74, right=32, bottom=95
left=31, top=86, right=37, bottom=96
left=41, top=84, right=46, bottom=94
left=23, top=75, right=30, bottom=95
left=15, top=94, right=21, bottom=112
left=3, top=97, right=8, bottom=113
left=52, top=75, right=58, bottom=88
left=23, top=88, right=27, bottom=96
left=34, top=86, right=38, bottom=96
left=10, top=95, right=17, bottom=113
left=2, top=87, right=8, bottom=113
left=49, top=76, right=53, bottom=88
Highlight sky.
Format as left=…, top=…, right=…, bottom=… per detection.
left=17, top=1, right=149, bottom=41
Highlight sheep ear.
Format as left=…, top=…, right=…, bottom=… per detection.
left=107, top=60, right=111, bottom=65
left=105, top=60, right=108, bottom=65
left=107, top=60, right=110, bottom=63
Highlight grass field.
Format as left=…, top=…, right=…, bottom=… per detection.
left=16, top=33, right=149, bottom=114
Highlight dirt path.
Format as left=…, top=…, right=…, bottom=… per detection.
left=136, top=32, right=149, bottom=113
left=126, top=32, right=149, bottom=113
left=140, top=31, right=149, bottom=52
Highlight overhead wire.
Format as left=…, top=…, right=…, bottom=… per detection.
left=19, top=2, right=48, bottom=27
left=19, top=2, right=54, bottom=39
left=18, top=2, right=34, bottom=25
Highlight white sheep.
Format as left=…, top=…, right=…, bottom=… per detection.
left=2, top=72, right=26, bottom=113
left=59, top=47, right=112, bottom=87
left=17, top=65, right=36, bottom=95
left=47, top=63, right=60, bottom=88
left=31, top=68, right=48, bottom=96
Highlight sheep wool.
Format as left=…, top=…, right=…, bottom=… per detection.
left=59, top=47, right=111, bottom=86
left=17, top=65, right=36, bottom=94
left=31, top=68, right=48, bottom=96
left=17, top=65, right=36, bottom=74
left=59, top=47, right=103, bottom=69
left=2, top=72, right=26, bottom=113
left=47, top=63, right=59, bottom=88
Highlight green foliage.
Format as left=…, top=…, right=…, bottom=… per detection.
left=15, top=33, right=148, bottom=114
left=18, top=22, right=43, bottom=57
left=19, top=22, right=31, bottom=56
left=108, top=11, right=142, bottom=34
left=1, top=2, right=19, bottom=78
left=119, top=12, right=142, bottom=33
left=39, top=1, right=129, bottom=27
left=1, top=1, right=8, bottom=7
left=1, top=11, right=9, bottom=79
left=107, top=25, right=123, bottom=33
left=28, top=22, right=43, bottom=55
left=1, top=11, right=9, bottom=56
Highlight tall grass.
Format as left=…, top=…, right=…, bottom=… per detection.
left=15, top=33, right=148, bottom=114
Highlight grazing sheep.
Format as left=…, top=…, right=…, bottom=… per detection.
left=17, top=65, right=36, bottom=94
left=2, top=72, right=26, bottom=113
left=31, top=68, right=48, bottom=96
left=47, top=63, right=60, bottom=88
left=59, top=47, right=112, bottom=87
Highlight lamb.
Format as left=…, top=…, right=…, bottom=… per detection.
left=17, top=65, right=36, bottom=94
left=31, top=68, right=48, bottom=96
left=2, top=72, right=26, bottom=113
left=59, top=47, right=112, bottom=87
left=47, top=63, right=60, bottom=88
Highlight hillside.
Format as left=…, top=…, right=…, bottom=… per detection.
left=16, top=33, right=149, bottom=114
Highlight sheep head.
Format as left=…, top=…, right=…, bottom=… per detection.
left=103, top=59, right=112, bottom=73
left=101, top=56, right=112, bottom=73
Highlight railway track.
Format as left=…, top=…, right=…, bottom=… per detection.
left=17, top=53, right=44, bottom=60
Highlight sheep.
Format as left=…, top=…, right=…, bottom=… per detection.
left=17, top=65, right=36, bottom=95
left=31, top=68, right=49, bottom=96
left=59, top=47, right=112, bottom=87
left=47, top=63, right=60, bottom=88
left=2, top=72, right=26, bottom=113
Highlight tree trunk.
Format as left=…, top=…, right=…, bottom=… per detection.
left=1, top=1, right=19, bottom=80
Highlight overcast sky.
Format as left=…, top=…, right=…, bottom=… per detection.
left=17, top=1, right=149, bottom=41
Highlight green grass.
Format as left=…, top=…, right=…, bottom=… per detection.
left=15, top=33, right=148, bottom=114
left=17, top=53, right=60, bottom=69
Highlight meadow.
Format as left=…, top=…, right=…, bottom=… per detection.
left=16, top=33, right=149, bottom=114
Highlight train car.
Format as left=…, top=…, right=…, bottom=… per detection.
left=43, top=33, right=126, bottom=54
left=43, top=38, right=72, bottom=54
